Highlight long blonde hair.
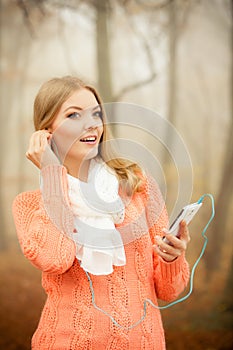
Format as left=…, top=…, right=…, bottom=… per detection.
left=33, top=76, right=144, bottom=195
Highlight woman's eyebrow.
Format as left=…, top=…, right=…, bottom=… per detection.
left=64, top=105, right=100, bottom=112
left=64, top=106, right=83, bottom=112
left=92, top=105, right=101, bottom=111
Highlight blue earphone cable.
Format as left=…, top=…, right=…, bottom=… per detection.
left=84, top=193, right=215, bottom=330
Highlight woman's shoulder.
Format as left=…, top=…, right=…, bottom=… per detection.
left=133, top=172, right=165, bottom=211
left=13, top=189, right=41, bottom=211
left=138, top=172, right=161, bottom=195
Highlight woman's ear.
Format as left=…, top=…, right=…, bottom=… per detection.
left=46, top=127, right=53, bottom=133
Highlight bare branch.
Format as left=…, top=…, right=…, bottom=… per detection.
left=57, top=14, right=77, bottom=74
left=48, top=0, right=83, bottom=9
left=16, top=0, right=36, bottom=38
left=114, top=72, right=157, bottom=101
left=113, top=6, right=157, bottom=101
left=135, top=0, right=171, bottom=10
left=33, top=0, right=46, bottom=16
left=45, top=0, right=95, bottom=21
left=175, top=0, right=199, bottom=38
left=16, top=0, right=48, bottom=38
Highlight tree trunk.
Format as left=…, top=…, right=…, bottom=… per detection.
left=0, top=1, right=31, bottom=250
left=163, top=0, right=177, bottom=166
left=0, top=1, right=8, bottom=251
left=204, top=116, right=233, bottom=271
left=0, top=88, right=8, bottom=251
left=95, top=0, right=113, bottom=102
left=222, top=253, right=233, bottom=310
left=204, top=0, right=233, bottom=272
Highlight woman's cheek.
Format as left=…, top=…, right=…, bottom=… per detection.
left=52, top=120, right=83, bottom=162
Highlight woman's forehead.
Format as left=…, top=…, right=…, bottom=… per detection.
left=62, top=88, right=99, bottom=111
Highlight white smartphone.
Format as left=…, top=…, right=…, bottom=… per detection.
left=163, top=202, right=203, bottom=244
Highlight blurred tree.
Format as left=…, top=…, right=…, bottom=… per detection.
left=203, top=0, right=233, bottom=274
left=113, top=1, right=157, bottom=101
left=163, top=0, right=194, bottom=165
left=0, top=0, right=6, bottom=250
left=0, top=191, right=7, bottom=251
left=94, top=0, right=113, bottom=102
left=16, top=0, right=161, bottom=102
left=0, top=1, right=25, bottom=250
left=163, top=0, right=178, bottom=167
left=0, top=0, right=46, bottom=251
left=205, top=85, right=233, bottom=272
left=88, top=0, right=159, bottom=101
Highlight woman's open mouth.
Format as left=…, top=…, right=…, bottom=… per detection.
left=79, top=135, right=97, bottom=145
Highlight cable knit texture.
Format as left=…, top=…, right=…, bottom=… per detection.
left=12, top=164, right=190, bottom=350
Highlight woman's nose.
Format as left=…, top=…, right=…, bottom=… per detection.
left=84, top=112, right=102, bottom=130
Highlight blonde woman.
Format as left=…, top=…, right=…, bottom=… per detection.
left=12, top=76, right=190, bottom=349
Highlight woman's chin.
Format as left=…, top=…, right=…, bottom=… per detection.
left=84, top=147, right=99, bottom=160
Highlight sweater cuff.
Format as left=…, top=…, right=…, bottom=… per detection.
left=158, top=252, right=186, bottom=280
left=40, top=164, right=70, bottom=204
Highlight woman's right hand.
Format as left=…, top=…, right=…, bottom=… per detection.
left=26, top=130, right=60, bottom=169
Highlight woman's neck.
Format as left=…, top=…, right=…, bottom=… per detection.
left=64, top=158, right=91, bottom=182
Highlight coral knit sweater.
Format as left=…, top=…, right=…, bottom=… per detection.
left=12, top=164, right=190, bottom=350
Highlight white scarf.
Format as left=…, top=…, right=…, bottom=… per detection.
left=67, top=157, right=126, bottom=275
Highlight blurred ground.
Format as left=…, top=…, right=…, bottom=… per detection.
left=0, top=244, right=232, bottom=350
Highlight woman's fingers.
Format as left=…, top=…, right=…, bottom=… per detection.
left=26, top=130, right=51, bottom=168
left=154, top=245, right=180, bottom=262
left=155, top=236, right=182, bottom=256
left=154, top=221, right=190, bottom=262
left=179, top=220, right=191, bottom=243
left=27, top=130, right=49, bottom=152
left=26, top=152, right=40, bottom=168
left=165, top=221, right=190, bottom=247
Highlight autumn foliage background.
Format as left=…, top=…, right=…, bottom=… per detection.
left=0, top=0, right=232, bottom=349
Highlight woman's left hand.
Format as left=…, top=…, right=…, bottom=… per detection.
left=154, top=221, right=190, bottom=262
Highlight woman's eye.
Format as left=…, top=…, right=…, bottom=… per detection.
left=67, top=112, right=81, bottom=119
left=93, top=111, right=103, bottom=119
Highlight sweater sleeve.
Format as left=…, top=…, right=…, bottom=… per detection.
left=144, top=175, right=190, bottom=302
left=12, top=165, right=76, bottom=274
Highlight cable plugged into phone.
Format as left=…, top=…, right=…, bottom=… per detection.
left=197, top=193, right=215, bottom=239
left=84, top=193, right=215, bottom=330
left=154, top=193, right=215, bottom=309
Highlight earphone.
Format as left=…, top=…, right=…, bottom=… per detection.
left=83, top=193, right=215, bottom=330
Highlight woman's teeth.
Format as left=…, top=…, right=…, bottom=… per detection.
left=80, top=136, right=97, bottom=142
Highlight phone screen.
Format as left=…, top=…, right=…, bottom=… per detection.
left=169, top=209, right=184, bottom=230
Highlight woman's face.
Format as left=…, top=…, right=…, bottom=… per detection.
left=49, top=88, right=104, bottom=165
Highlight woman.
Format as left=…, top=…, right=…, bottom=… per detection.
left=12, top=76, right=190, bottom=349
